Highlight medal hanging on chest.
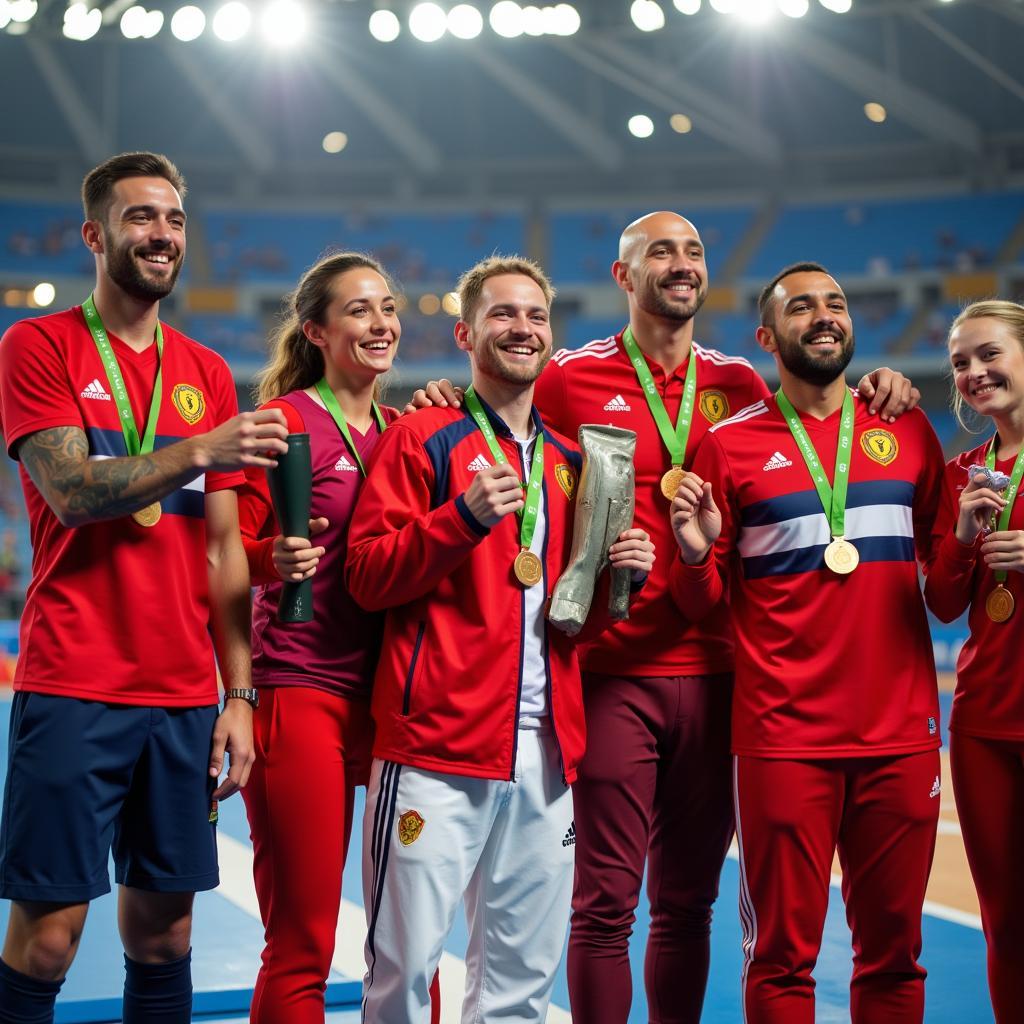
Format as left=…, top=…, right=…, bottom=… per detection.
left=982, top=437, right=1024, bottom=622
left=621, top=328, right=697, bottom=501
left=776, top=388, right=859, bottom=575
left=82, top=294, right=165, bottom=527
left=463, top=387, right=545, bottom=588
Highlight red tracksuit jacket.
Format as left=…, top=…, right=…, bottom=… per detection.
left=347, top=400, right=596, bottom=783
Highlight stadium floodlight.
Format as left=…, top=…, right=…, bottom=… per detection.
left=522, top=4, right=543, bottom=34
left=734, top=0, right=775, bottom=23
left=212, top=1, right=251, bottom=40
left=322, top=131, right=348, bottom=153
left=630, top=0, right=664, bottom=31
left=32, top=283, right=55, bottom=307
left=0, top=0, right=9, bottom=30
left=864, top=101, right=886, bottom=123
left=628, top=114, right=654, bottom=138
left=368, top=8, right=400, bottom=40
left=8, top=0, right=37, bottom=21
left=170, top=5, right=205, bottom=39
left=409, top=2, right=446, bottom=40
left=552, top=3, right=578, bottom=33
left=261, top=0, right=307, bottom=45
left=120, top=5, right=147, bottom=37
left=673, top=0, right=700, bottom=13
left=670, top=113, right=692, bottom=133
left=778, top=0, right=809, bottom=16
left=489, top=0, right=524, bottom=37
left=63, top=2, right=102, bottom=39
left=818, top=0, right=851, bottom=11
left=142, top=9, right=163, bottom=36
left=448, top=3, right=483, bottom=38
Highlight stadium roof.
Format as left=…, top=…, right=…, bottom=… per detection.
left=0, top=0, right=1022, bottom=204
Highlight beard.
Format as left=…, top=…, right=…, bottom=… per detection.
left=637, top=274, right=708, bottom=323
left=104, top=228, right=182, bottom=301
left=475, top=341, right=552, bottom=387
left=776, top=327, right=855, bottom=387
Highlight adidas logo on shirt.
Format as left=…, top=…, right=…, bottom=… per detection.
left=929, top=776, right=941, bottom=799
left=562, top=821, right=576, bottom=848
left=603, top=394, right=631, bottom=412
left=80, top=378, right=111, bottom=401
left=762, top=451, right=793, bottom=472
left=467, top=454, right=491, bottom=472
left=334, top=455, right=357, bottom=473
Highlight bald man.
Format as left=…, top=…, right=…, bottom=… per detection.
left=413, top=212, right=918, bottom=1023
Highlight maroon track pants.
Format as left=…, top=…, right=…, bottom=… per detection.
left=568, top=672, right=735, bottom=1024
left=734, top=751, right=940, bottom=1024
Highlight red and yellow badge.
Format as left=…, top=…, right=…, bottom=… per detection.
left=173, top=383, right=205, bottom=425
left=860, top=428, right=899, bottom=466
left=555, top=463, right=577, bottom=500
left=398, top=809, right=425, bottom=846
left=699, top=389, right=729, bottom=424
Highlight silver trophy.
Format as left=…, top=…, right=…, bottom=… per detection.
left=549, top=425, right=637, bottom=636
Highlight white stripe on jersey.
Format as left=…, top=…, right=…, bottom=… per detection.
left=709, top=400, right=769, bottom=434
left=553, top=337, right=618, bottom=366
left=693, top=343, right=754, bottom=369
left=737, top=503, right=914, bottom=559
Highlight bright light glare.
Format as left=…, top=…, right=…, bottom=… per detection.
left=549, top=3, right=579, bottom=33
left=778, top=0, right=808, bottom=15
left=448, top=3, right=483, bottom=38
left=120, top=5, right=147, bottom=37
left=490, top=0, right=524, bottom=37
left=261, top=0, right=306, bottom=44
left=708, top=0, right=735, bottom=12
left=63, top=2, right=102, bottom=39
left=628, top=114, right=655, bottom=138
left=409, top=1, right=446, bottom=40
left=212, top=1, right=251, bottom=40
left=735, top=0, right=774, bottom=21
left=673, top=0, right=700, bottom=12
left=522, top=4, right=544, bottom=34
left=630, top=0, right=664, bottom=31
left=32, top=282, right=55, bottom=307
left=442, top=292, right=461, bottom=315
left=0, top=0, right=10, bottom=30
left=818, top=0, right=852, bottom=11
left=143, top=9, right=163, bottom=36
left=368, top=8, right=400, bottom=40
left=322, top=131, right=348, bottom=153
left=8, top=0, right=36, bottom=20
left=170, top=5, right=205, bottom=39
left=864, top=101, right=886, bottom=123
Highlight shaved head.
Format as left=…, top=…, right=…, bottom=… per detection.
left=618, top=211, right=701, bottom=263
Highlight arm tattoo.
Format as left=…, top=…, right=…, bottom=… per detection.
left=18, top=426, right=168, bottom=523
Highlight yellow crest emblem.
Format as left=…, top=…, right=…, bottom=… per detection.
left=861, top=429, right=899, bottom=466
left=398, top=810, right=425, bottom=846
left=172, top=384, right=205, bottom=425
left=699, top=389, right=730, bottom=424
left=555, top=463, right=577, bottom=500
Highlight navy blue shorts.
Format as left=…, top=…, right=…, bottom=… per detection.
left=0, top=692, right=220, bottom=903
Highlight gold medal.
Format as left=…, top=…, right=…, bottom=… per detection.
left=660, top=466, right=687, bottom=501
left=823, top=536, right=859, bottom=575
left=986, top=584, right=1015, bottom=623
left=131, top=501, right=162, bottom=528
left=513, top=549, right=543, bottom=588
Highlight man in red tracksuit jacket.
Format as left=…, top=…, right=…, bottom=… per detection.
left=347, top=255, right=654, bottom=1024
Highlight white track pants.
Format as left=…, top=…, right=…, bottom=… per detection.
left=361, top=725, right=575, bottom=1024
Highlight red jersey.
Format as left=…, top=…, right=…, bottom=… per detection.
left=0, top=306, right=242, bottom=707
left=924, top=440, right=1024, bottom=740
left=237, top=390, right=399, bottom=701
left=669, top=393, right=943, bottom=758
left=534, top=331, right=769, bottom=677
left=346, top=401, right=600, bottom=783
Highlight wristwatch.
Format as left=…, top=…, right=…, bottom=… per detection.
left=224, top=687, right=259, bottom=709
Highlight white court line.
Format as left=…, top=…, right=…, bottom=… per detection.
left=725, top=842, right=981, bottom=931
left=215, top=832, right=573, bottom=1024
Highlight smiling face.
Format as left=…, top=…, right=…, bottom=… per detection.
left=455, top=273, right=553, bottom=387
left=758, top=270, right=855, bottom=387
left=614, top=212, right=708, bottom=323
left=90, top=176, right=186, bottom=301
left=303, top=267, right=400, bottom=385
left=949, top=316, right=1024, bottom=421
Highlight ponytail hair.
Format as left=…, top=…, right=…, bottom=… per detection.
left=254, top=251, right=396, bottom=406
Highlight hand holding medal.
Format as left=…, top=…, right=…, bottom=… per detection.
left=975, top=440, right=1024, bottom=623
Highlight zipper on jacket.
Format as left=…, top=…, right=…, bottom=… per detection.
left=402, top=621, right=426, bottom=716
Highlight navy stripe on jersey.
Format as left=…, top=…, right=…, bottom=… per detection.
left=739, top=479, right=916, bottom=528
left=422, top=415, right=479, bottom=510
left=742, top=535, right=916, bottom=580
left=85, top=427, right=205, bottom=518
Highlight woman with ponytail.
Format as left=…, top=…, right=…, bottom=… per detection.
left=237, top=252, right=437, bottom=1023
left=925, top=300, right=1024, bottom=1022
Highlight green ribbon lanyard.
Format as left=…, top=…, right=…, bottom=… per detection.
left=313, top=377, right=386, bottom=477
left=81, top=294, right=163, bottom=457
left=463, top=385, right=544, bottom=551
left=776, top=388, right=855, bottom=542
left=985, top=438, right=1024, bottom=584
left=621, top=326, right=697, bottom=468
